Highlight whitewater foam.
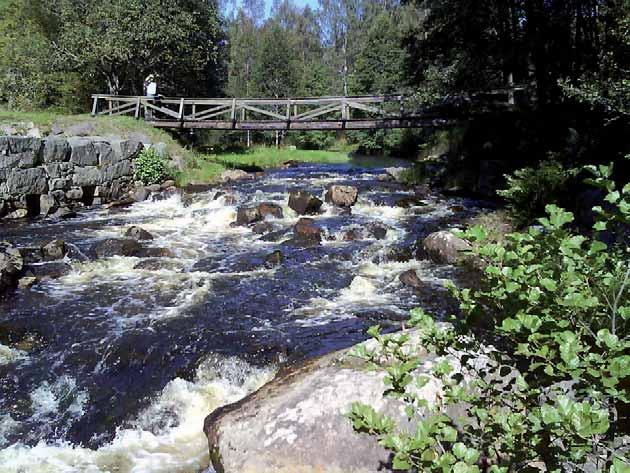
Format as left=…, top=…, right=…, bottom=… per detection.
left=0, top=356, right=275, bottom=473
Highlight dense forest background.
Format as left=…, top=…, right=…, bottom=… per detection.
left=0, top=0, right=628, bottom=154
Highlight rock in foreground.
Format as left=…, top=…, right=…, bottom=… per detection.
left=204, top=339, right=440, bottom=473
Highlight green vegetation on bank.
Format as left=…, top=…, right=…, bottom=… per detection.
left=350, top=162, right=630, bottom=472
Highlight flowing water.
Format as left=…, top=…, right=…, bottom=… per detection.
left=0, top=160, right=489, bottom=472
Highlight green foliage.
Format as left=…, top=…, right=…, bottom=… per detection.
left=498, top=160, right=578, bottom=226
left=133, top=147, right=169, bottom=185
left=291, top=131, right=336, bottom=150
left=350, top=163, right=630, bottom=471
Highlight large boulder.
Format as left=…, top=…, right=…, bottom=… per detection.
left=325, top=185, right=358, bottom=207
left=0, top=242, right=24, bottom=296
left=93, top=239, right=142, bottom=258
left=204, top=337, right=441, bottom=473
left=288, top=191, right=323, bottom=215
left=423, top=230, right=472, bottom=265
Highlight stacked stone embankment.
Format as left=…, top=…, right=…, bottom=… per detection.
left=0, top=136, right=142, bottom=220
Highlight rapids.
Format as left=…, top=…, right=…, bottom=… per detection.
left=0, top=161, right=489, bottom=472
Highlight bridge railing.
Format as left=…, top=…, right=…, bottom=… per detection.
left=90, top=94, right=408, bottom=126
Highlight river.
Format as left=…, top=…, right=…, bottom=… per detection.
left=0, top=159, right=488, bottom=472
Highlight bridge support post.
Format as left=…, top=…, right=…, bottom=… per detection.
left=91, top=96, right=99, bottom=117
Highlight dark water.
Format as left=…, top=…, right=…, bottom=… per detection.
left=0, top=161, right=486, bottom=472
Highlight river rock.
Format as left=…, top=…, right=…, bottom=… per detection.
left=325, top=185, right=358, bottom=207
left=292, top=218, right=321, bottom=246
left=161, top=180, right=176, bottom=189
left=253, top=222, right=274, bottom=235
left=125, top=226, right=154, bottom=241
left=133, top=258, right=183, bottom=271
left=25, top=262, right=72, bottom=280
left=52, top=206, right=77, bottom=219
left=221, top=169, right=254, bottom=182
left=41, top=240, right=66, bottom=261
left=131, top=186, right=149, bottom=202
left=18, top=247, right=43, bottom=264
left=138, top=247, right=175, bottom=258
left=258, top=203, right=283, bottom=220
left=395, top=196, right=428, bottom=208
left=40, top=194, right=57, bottom=216
left=399, top=269, right=423, bottom=289
left=423, top=230, right=472, bottom=265
left=0, top=242, right=24, bottom=296
left=93, top=239, right=142, bottom=258
left=264, top=250, right=284, bottom=268
left=204, top=336, right=441, bottom=473
left=236, top=206, right=261, bottom=226
left=366, top=222, right=388, bottom=240
left=288, top=191, right=323, bottom=215
left=18, top=277, right=37, bottom=289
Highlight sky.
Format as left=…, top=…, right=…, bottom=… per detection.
left=225, top=0, right=320, bottom=18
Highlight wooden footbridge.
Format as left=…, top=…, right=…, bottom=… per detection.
left=90, top=94, right=457, bottom=131
left=91, top=88, right=525, bottom=131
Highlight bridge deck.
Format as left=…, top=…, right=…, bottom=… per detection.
left=90, top=94, right=457, bottom=130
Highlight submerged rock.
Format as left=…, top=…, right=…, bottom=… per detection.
left=138, top=247, right=175, bottom=258
left=125, top=226, right=154, bottom=241
left=93, top=239, right=142, bottom=258
left=24, top=261, right=72, bottom=280
left=133, top=258, right=183, bottom=271
left=204, top=336, right=442, bottom=473
left=264, top=250, right=284, bottom=268
left=423, top=230, right=472, bottom=265
left=288, top=191, right=323, bottom=215
left=325, top=185, right=358, bottom=207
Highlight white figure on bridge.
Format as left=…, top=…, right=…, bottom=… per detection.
left=144, top=74, right=157, bottom=98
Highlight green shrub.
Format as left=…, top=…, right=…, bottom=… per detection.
left=133, top=147, right=169, bottom=185
left=498, top=159, right=578, bottom=226
left=349, top=163, right=629, bottom=472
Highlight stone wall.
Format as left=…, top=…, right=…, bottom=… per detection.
left=0, top=136, right=142, bottom=220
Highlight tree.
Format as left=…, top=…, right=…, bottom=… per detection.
left=251, top=21, right=298, bottom=98
left=47, top=0, right=224, bottom=96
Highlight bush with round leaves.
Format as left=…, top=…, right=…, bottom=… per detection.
left=349, top=162, right=629, bottom=472
left=133, top=147, right=169, bottom=185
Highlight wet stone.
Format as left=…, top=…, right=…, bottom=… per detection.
left=264, top=250, right=284, bottom=268
left=288, top=191, right=323, bottom=215
left=325, top=185, right=358, bottom=207
left=125, top=226, right=154, bottom=241
left=41, top=239, right=66, bottom=261
left=292, top=218, right=322, bottom=246
left=399, top=269, right=424, bottom=289
left=93, top=239, right=142, bottom=258
left=25, top=262, right=72, bottom=280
